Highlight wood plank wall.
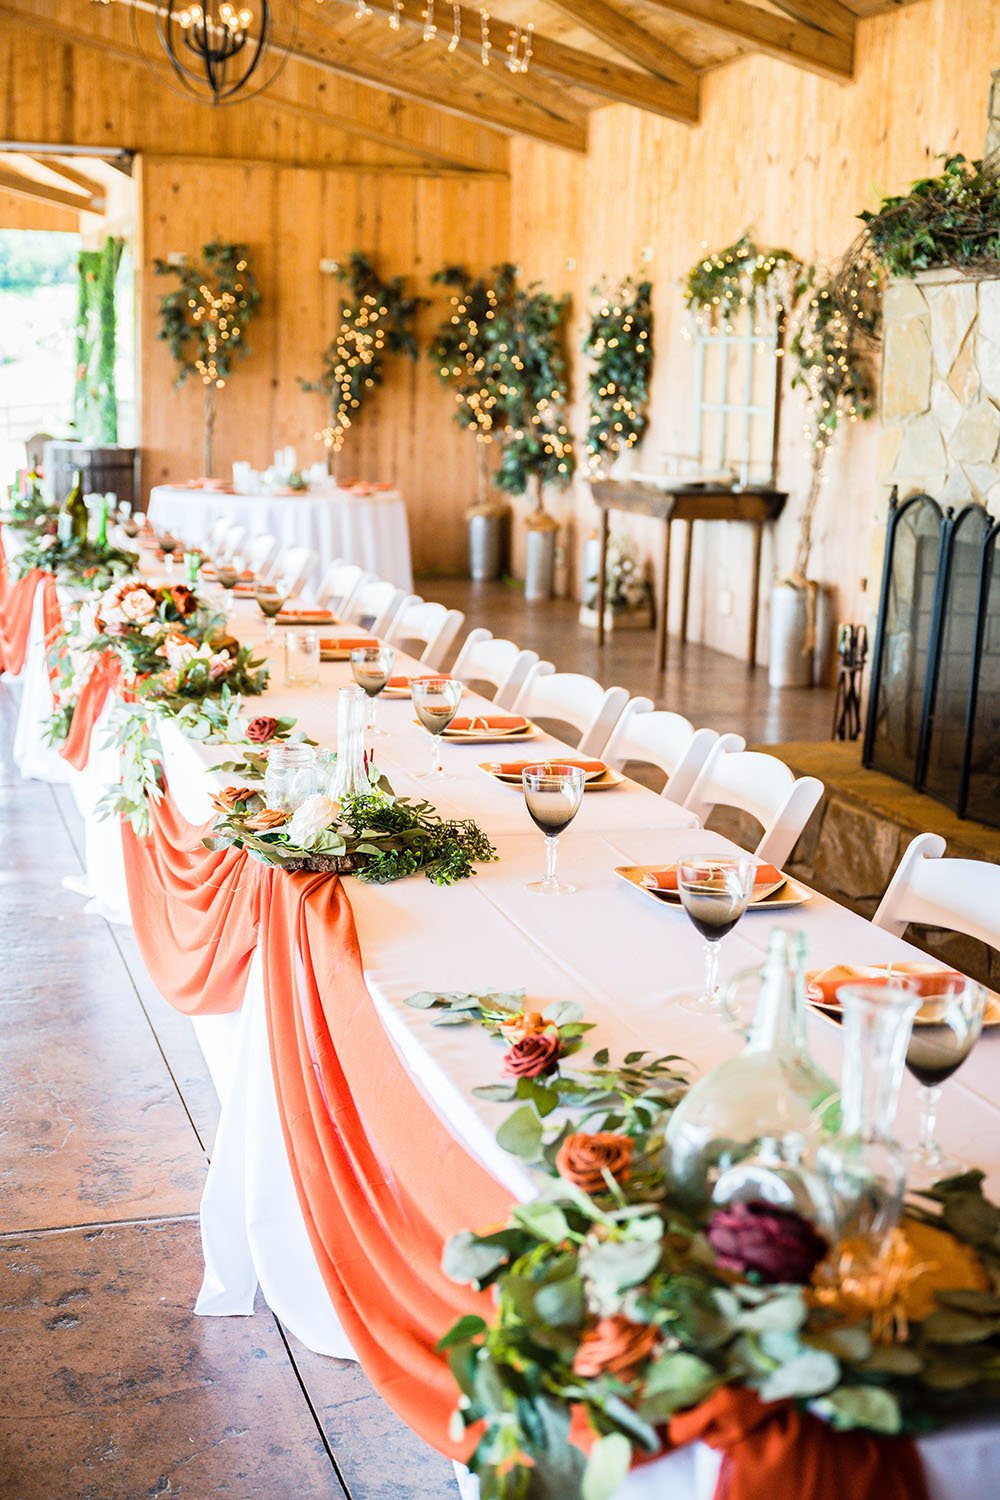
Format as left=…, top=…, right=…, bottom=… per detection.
left=138, top=157, right=510, bottom=572
left=507, top=0, right=999, bottom=661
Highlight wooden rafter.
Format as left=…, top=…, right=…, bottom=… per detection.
left=543, top=0, right=699, bottom=90
left=0, top=2, right=509, bottom=172
left=323, top=0, right=700, bottom=122
left=639, top=0, right=854, bottom=80
left=0, top=163, right=96, bottom=213
left=29, top=155, right=108, bottom=205
left=766, top=0, right=855, bottom=41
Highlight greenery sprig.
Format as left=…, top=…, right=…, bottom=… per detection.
left=12, top=533, right=138, bottom=592
left=848, top=154, right=1000, bottom=286
left=583, top=278, right=653, bottom=472
left=684, top=235, right=801, bottom=330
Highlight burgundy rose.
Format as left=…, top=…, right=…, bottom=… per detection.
left=572, top=1317, right=658, bottom=1382
left=165, top=584, right=198, bottom=618
left=707, top=1201, right=828, bottom=1286
left=502, top=1032, right=561, bottom=1079
left=246, top=715, right=280, bottom=744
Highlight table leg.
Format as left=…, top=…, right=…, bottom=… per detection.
left=748, top=521, right=764, bottom=668
left=656, top=518, right=672, bottom=673
left=595, top=509, right=609, bottom=649
left=680, top=520, right=693, bottom=645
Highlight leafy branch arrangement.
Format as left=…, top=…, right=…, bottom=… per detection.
left=303, top=251, right=425, bottom=467
left=12, top=532, right=137, bottom=592
left=410, top=987, right=1000, bottom=1500
left=205, top=786, right=498, bottom=884
left=684, top=235, right=801, bottom=332
left=583, top=277, right=653, bottom=473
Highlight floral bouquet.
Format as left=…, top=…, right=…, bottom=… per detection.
left=205, top=786, right=497, bottom=884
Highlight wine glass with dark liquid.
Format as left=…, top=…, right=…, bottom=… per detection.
left=351, top=645, right=396, bottom=735
left=903, top=972, right=985, bottom=1185
left=255, top=582, right=287, bottom=641
left=676, top=855, right=757, bottom=1014
left=521, top=764, right=586, bottom=895
left=412, top=676, right=464, bottom=778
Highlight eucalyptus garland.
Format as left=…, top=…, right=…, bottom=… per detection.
left=12, top=532, right=138, bottom=592
left=684, top=235, right=801, bottom=331
left=583, top=278, right=653, bottom=473
left=303, top=252, right=424, bottom=462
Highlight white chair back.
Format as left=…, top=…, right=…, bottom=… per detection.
left=220, top=523, right=247, bottom=560
left=24, top=431, right=53, bottom=470
left=874, top=833, right=1000, bottom=950
left=451, top=628, right=539, bottom=710
left=681, top=740, right=823, bottom=867
left=206, top=517, right=230, bottom=555
left=342, top=578, right=406, bottom=637
left=601, top=696, right=721, bottom=806
left=315, top=559, right=371, bottom=614
left=247, top=533, right=278, bottom=579
left=274, top=545, right=319, bottom=600
left=513, top=662, right=628, bottom=757
left=387, top=597, right=466, bottom=672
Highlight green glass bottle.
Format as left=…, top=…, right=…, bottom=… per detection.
left=94, top=492, right=110, bottom=551
left=57, top=469, right=88, bottom=546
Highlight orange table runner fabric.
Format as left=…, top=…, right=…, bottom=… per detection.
left=59, top=652, right=123, bottom=771
left=0, top=566, right=56, bottom=677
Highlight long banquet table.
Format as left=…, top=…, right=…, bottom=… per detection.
left=6, top=549, right=1000, bottom=1500
left=147, top=481, right=414, bottom=592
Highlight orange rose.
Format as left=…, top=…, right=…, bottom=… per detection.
left=244, top=808, right=289, bottom=832
left=210, top=786, right=257, bottom=815
left=556, top=1132, right=633, bottom=1194
left=165, top=584, right=198, bottom=617
left=572, top=1317, right=658, bottom=1381
left=502, top=1033, right=561, bottom=1079
left=499, top=1009, right=551, bottom=1041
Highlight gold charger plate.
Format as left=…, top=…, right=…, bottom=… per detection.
left=613, top=863, right=811, bottom=910
left=806, top=964, right=1000, bottom=1028
left=479, top=762, right=623, bottom=791
left=414, top=721, right=537, bottom=744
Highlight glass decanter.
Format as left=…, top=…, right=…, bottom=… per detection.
left=817, top=982, right=921, bottom=1243
left=664, top=929, right=840, bottom=1211
left=329, top=686, right=377, bottom=801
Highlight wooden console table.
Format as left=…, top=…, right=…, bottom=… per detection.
left=590, top=479, right=787, bottom=671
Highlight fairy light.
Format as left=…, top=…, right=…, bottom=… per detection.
left=447, top=1, right=461, bottom=50
left=422, top=0, right=436, bottom=40
left=389, top=0, right=402, bottom=25
left=480, top=7, right=491, bottom=65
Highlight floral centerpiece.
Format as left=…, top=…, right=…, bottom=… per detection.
left=12, top=530, right=138, bottom=593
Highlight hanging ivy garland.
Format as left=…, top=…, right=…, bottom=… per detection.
left=303, top=251, right=425, bottom=463
left=583, top=276, right=653, bottom=473
left=684, top=234, right=801, bottom=334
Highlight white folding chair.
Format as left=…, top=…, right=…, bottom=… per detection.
left=206, top=517, right=230, bottom=555
left=681, top=741, right=823, bottom=867
left=315, top=559, right=372, bottom=615
left=386, top=597, right=466, bottom=672
left=512, top=662, right=628, bottom=757
left=451, top=628, right=539, bottom=710
left=341, top=578, right=407, bottom=637
left=220, top=523, right=247, bottom=560
left=246, top=533, right=278, bottom=579
left=273, top=545, right=319, bottom=600
left=874, top=833, right=1000, bottom=950
left=601, top=696, right=723, bottom=806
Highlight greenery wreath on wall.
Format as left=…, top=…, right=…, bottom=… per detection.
left=154, top=242, right=261, bottom=477
left=303, top=251, right=424, bottom=476
left=583, top=277, right=653, bottom=474
left=684, top=234, right=801, bottom=331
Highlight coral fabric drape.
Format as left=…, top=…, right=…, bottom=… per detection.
left=0, top=567, right=54, bottom=677
left=668, top=1387, right=929, bottom=1500
left=59, top=651, right=123, bottom=771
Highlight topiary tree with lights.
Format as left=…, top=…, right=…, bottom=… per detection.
left=303, top=251, right=424, bottom=478
left=154, top=242, right=260, bottom=477
left=492, top=277, right=575, bottom=515
left=583, top=276, right=653, bottom=474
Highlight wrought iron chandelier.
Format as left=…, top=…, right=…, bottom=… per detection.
left=125, top=0, right=296, bottom=105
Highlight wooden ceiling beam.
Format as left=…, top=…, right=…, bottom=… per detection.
left=0, top=164, right=94, bottom=213
left=324, top=0, right=700, bottom=122
left=29, top=155, right=107, bottom=204
left=766, top=0, right=855, bottom=41
left=638, top=0, right=854, bottom=80
left=543, top=0, right=699, bottom=90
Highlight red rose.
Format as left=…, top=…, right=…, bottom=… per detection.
left=246, top=715, right=280, bottom=744
left=556, top=1132, right=633, bottom=1194
left=707, top=1201, right=828, bottom=1285
left=572, top=1317, right=658, bottom=1381
left=502, top=1032, right=561, bottom=1079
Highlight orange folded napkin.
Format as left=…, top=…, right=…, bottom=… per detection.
left=447, top=715, right=528, bottom=733
left=806, top=963, right=962, bottom=1008
left=319, top=636, right=379, bottom=650
left=276, top=609, right=337, bottom=624
left=487, top=758, right=606, bottom=778
left=641, top=862, right=783, bottom=893
left=386, top=674, right=447, bottom=690
left=201, top=566, right=254, bottom=582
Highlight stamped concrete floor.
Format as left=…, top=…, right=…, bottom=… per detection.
left=0, top=685, right=459, bottom=1500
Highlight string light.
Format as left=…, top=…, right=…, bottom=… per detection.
left=480, top=7, right=491, bottom=65
left=506, top=21, right=533, bottom=73
left=389, top=0, right=402, bottom=26
left=422, top=0, right=436, bottom=41
left=447, top=1, right=461, bottom=51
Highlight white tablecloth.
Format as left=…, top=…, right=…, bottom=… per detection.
left=10, top=573, right=1000, bottom=1500
left=147, top=483, right=414, bottom=592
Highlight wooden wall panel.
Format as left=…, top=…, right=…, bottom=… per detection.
left=138, top=156, right=510, bottom=572
left=0, top=189, right=78, bottom=232
left=507, top=0, right=996, bottom=661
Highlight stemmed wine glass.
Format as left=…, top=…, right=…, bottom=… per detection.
left=215, top=558, right=239, bottom=617
left=351, top=645, right=396, bottom=735
left=676, top=855, right=757, bottom=1015
left=521, top=764, right=586, bottom=895
left=903, top=972, right=985, bottom=1185
left=412, top=676, right=464, bottom=778
left=255, top=581, right=288, bottom=641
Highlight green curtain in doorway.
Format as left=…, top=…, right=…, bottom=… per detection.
left=74, top=236, right=124, bottom=443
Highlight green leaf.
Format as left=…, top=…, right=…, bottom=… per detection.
left=584, top=1238, right=661, bottom=1294
left=436, top=1314, right=488, bottom=1351
left=442, top=1232, right=510, bottom=1285
left=812, top=1385, right=902, bottom=1435
left=534, top=1275, right=585, bottom=1329
left=643, top=1350, right=717, bottom=1402
left=513, top=1201, right=572, bottom=1243
left=496, top=1105, right=544, bottom=1159
left=735, top=1292, right=808, bottom=1334
left=543, top=1000, right=585, bottom=1026
left=858, top=1343, right=923, bottom=1376
left=920, top=1308, right=1000, bottom=1344
left=806, top=1325, right=873, bottom=1362
left=757, top=1347, right=840, bottom=1402
left=581, top=1434, right=632, bottom=1500
left=471, top=1083, right=520, bottom=1104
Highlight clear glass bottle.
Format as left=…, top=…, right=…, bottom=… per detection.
left=329, top=686, right=377, bottom=801
left=57, top=468, right=88, bottom=546
left=664, top=929, right=840, bottom=1211
left=264, top=742, right=319, bottom=812
left=817, top=982, right=921, bottom=1244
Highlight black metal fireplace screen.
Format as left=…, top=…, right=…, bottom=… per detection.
left=863, top=487, right=1000, bottom=830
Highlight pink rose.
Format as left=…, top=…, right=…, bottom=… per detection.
left=119, top=588, right=158, bottom=624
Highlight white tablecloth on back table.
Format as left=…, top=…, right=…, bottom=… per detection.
left=147, top=483, right=414, bottom=592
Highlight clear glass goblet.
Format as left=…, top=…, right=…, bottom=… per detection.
left=412, top=676, right=464, bottom=778
left=676, top=855, right=757, bottom=1015
left=351, top=644, right=396, bottom=736
left=521, top=763, right=586, bottom=895
left=903, top=972, right=985, bottom=1186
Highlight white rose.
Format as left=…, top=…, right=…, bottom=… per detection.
left=287, top=795, right=341, bottom=849
left=165, top=635, right=198, bottom=670
left=120, top=588, right=158, bottom=624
